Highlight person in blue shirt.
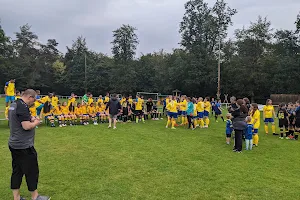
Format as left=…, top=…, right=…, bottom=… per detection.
left=225, top=113, right=233, bottom=145
left=213, top=100, right=224, bottom=122
left=186, top=97, right=195, bottom=130
left=245, top=116, right=254, bottom=150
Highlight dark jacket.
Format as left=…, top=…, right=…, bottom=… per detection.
left=229, top=104, right=247, bottom=131
left=106, top=97, right=121, bottom=115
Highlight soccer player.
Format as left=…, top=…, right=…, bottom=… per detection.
left=67, top=93, right=76, bottom=108
left=61, top=102, right=71, bottom=126
left=166, top=96, right=179, bottom=129
left=213, top=100, right=224, bottom=122
left=250, top=103, right=260, bottom=146
left=277, top=103, right=289, bottom=139
left=97, top=95, right=104, bottom=104
left=104, top=93, right=110, bottom=104
left=41, top=100, right=55, bottom=127
left=128, top=96, right=133, bottom=107
left=53, top=102, right=64, bottom=127
left=225, top=113, right=233, bottom=145
left=88, top=94, right=94, bottom=105
left=135, top=95, right=145, bottom=123
left=245, top=116, right=254, bottom=151
left=4, top=79, right=16, bottom=107
left=88, top=102, right=98, bottom=125
left=75, top=103, right=83, bottom=125
left=51, top=92, right=59, bottom=107
left=146, top=98, right=154, bottom=120
left=293, top=101, right=300, bottom=140
left=81, top=102, right=89, bottom=125
left=186, top=97, right=194, bottom=129
left=287, top=103, right=295, bottom=139
left=263, top=99, right=276, bottom=135
left=180, top=96, right=188, bottom=126
left=197, top=97, right=205, bottom=128
left=203, top=97, right=211, bottom=128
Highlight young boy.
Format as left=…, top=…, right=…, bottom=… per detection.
left=225, top=113, right=233, bottom=145
left=278, top=103, right=289, bottom=139
left=287, top=103, right=295, bottom=139
left=245, top=116, right=254, bottom=150
left=88, top=102, right=98, bottom=125
left=294, top=101, right=300, bottom=140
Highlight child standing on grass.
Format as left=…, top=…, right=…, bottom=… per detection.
left=277, top=103, right=289, bottom=139
left=186, top=97, right=195, bottom=130
left=245, top=116, right=254, bottom=150
left=250, top=103, right=260, bottom=147
left=225, top=113, right=233, bottom=145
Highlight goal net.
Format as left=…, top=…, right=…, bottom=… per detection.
left=136, top=92, right=159, bottom=103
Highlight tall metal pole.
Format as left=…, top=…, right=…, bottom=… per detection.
left=217, top=38, right=221, bottom=100
left=84, top=53, right=87, bottom=94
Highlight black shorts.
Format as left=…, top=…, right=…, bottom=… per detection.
left=135, top=110, right=143, bottom=116
left=279, top=120, right=288, bottom=128
left=9, top=146, right=39, bottom=191
left=226, top=134, right=232, bottom=138
left=295, top=119, right=300, bottom=128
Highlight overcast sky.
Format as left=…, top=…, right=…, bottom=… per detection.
left=0, top=0, right=299, bottom=56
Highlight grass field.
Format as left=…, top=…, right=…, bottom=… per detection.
left=0, top=98, right=300, bottom=200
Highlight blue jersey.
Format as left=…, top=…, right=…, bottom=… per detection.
left=213, top=102, right=221, bottom=112
left=226, top=119, right=233, bottom=134
left=245, top=124, right=254, bottom=140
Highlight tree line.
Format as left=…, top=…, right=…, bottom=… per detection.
left=0, top=0, right=299, bottom=103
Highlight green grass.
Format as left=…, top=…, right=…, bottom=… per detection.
left=0, top=98, right=300, bottom=200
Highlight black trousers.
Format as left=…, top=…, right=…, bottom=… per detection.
left=234, top=130, right=243, bottom=151
left=9, top=146, right=39, bottom=191
left=187, top=115, right=194, bottom=129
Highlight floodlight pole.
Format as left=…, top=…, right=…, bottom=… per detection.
left=217, top=38, right=221, bottom=100
left=84, top=53, right=87, bottom=94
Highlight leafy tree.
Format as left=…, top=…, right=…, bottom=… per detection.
left=111, top=24, right=139, bottom=63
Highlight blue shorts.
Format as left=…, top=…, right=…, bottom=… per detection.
left=96, top=112, right=101, bottom=117
left=215, top=111, right=222, bottom=115
left=178, top=111, right=182, bottom=115
left=204, top=110, right=209, bottom=117
left=5, top=96, right=15, bottom=103
left=168, top=112, right=178, bottom=119
left=197, top=112, right=204, bottom=119
left=181, top=111, right=187, bottom=116
left=253, top=129, right=258, bottom=134
left=264, top=118, right=274, bottom=123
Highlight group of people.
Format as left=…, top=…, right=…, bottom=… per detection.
left=163, top=95, right=223, bottom=130
left=226, top=97, right=300, bottom=153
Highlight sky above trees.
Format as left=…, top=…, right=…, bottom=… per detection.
left=0, top=0, right=299, bottom=55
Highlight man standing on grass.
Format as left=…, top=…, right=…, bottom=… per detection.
left=8, top=89, right=50, bottom=200
left=106, top=93, right=121, bottom=129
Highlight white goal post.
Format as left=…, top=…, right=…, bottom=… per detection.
left=136, top=92, right=159, bottom=102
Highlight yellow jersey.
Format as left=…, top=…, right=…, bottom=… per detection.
left=53, top=106, right=62, bottom=116
left=40, top=96, right=50, bottom=104
left=204, top=101, right=211, bottom=112
left=104, top=96, right=109, bottom=103
left=87, top=106, right=96, bottom=114
left=128, top=98, right=133, bottom=105
left=74, top=107, right=82, bottom=115
left=5, top=81, right=15, bottom=96
left=120, top=98, right=126, bottom=105
left=68, top=97, right=76, bottom=107
left=51, top=96, right=59, bottom=107
left=263, top=105, right=274, bottom=118
left=29, top=106, right=37, bottom=117
left=197, top=102, right=204, bottom=112
left=88, top=98, right=94, bottom=105
left=166, top=100, right=178, bottom=113
left=180, top=100, right=188, bottom=111
left=251, top=110, right=260, bottom=129
left=81, top=105, right=88, bottom=114
left=15, top=95, right=21, bottom=100
left=97, top=98, right=103, bottom=104
left=61, top=106, right=69, bottom=115
left=136, top=98, right=143, bottom=111
left=193, top=104, right=198, bottom=116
